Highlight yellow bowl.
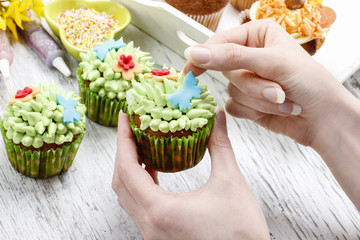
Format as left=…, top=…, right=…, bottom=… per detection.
left=44, top=0, right=131, bottom=61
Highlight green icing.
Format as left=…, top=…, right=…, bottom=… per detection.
left=79, top=38, right=154, bottom=100
left=126, top=71, right=216, bottom=133
left=2, top=81, right=86, bottom=148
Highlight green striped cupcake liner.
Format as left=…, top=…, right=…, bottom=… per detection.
left=0, top=120, right=85, bottom=179
left=129, top=115, right=215, bottom=172
left=77, top=68, right=127, bottom=127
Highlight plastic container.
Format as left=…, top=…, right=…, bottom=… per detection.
left=20, top=21, right=71, bottom=77
left=0, top=30, right=13, bottom=79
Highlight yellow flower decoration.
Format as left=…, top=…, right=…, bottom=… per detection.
left=112, top=51, right=143, bottom=81
left=0, top=0, right=44, bottom=39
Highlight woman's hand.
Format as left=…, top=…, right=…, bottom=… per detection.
left=185, top=20, right=360, bottom=209
left=184, top=19, right=354, bottom=148
left=112, top=111, right=270, bottom=240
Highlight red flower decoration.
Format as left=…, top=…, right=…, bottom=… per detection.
left=112, top=51, right=143, bottom=81
left=151, top=68, right=170, bottom=76
left=15, top=87, right=33, bottom=99
left=9, top=86, right=41, bottom=105
left=144, top=68, right=179, bottom=82
left=118, top=55, right=135, bottom=70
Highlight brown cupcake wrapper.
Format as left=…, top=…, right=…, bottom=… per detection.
left=187, top=8, right=225, bottom=31
left=77, top=68, right=127, bottom=127
left=0, top=120, right=85, bottom=179
left=129, top=115, right=215, bottom=173
left=230, top=0, right=257, bottom=11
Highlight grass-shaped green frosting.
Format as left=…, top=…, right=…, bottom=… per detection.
left=126, top=70, right=216, bottom=133
left=78, top=39, right=154, bottom=100
left=2, top=82, right=86, bottom=148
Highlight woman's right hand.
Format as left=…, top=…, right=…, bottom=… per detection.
left=184, top=20, right=356, bottom=148
left=184, top=20, right=360, bottom=209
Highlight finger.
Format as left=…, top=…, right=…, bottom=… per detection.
left=207, top=109, right=239, bottom=177
left=113, top=143, right=144, bottom=220
left=204, top=20, right=286, bottom=47
left=224, top=70, right=285, bottom=104
left=116, top=112, right=162, bottom=206
left=225, top=98, right=267, bottom=121
left=183, top=62, right=205, bottom=77
left=184, top=20, right=300, bottom=78
left=184, top=43, right=280, bottom=78
left=183, top=20, right=276, bottom=77
left=145, top=166, right=159, bottom=185
left=227, top=83, right=301, bottom=116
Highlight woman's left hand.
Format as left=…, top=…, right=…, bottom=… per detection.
left=112, top=111, right=270, bottom=240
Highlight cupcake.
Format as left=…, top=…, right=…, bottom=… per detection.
left=126, top=68, right=217, bottom=172
left=165, top=0, right=229, bottom=31
left=0, top=82, right=86, bottom=178
left=77, top=39, right=153, bottom=127
left=230, top=0, right=257, bottom=11
left=249, top=0, right=336, bottom=55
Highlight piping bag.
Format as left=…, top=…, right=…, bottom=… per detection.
left=20, top=20, right=71, bottom=77
left=0, top=29, right=13, bottom=80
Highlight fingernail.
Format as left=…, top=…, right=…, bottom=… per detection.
left=184, top=47, right=211, bottom=64
left=278, top=102, right=302, bottom=115
left=215, top=108, right=227, bottom=126
left=262, top=88, right=285, bottom=103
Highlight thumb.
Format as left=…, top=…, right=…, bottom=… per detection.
left=208, top=109, right=239, bottom=177
left=184, top=44, right=275, bottom=78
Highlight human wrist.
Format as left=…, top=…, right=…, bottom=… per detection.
left=310, top=90, right=360, bottom=159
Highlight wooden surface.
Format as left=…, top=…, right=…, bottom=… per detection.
left=1, top=23, right=360, bottom=240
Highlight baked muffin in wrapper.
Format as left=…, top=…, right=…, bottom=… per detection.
left=1, top=121, right=84, bottom=179
left=1, top=82, right=86, bottom=178
left=77, top=39, right=153, bottom=127
left=126, top=69, right=217, bottom=172
left=230, top=0, right=257, bottom=11
left=78, top=68, right=127, bottom=127
left=130, top=115, right=214, bottom=172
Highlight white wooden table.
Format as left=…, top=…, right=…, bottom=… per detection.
left=1, top=22, right=360, bottom=240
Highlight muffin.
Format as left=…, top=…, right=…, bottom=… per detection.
left=249, top=0, right=336, bottom=55
left=165, top=0, right=229, bottom=31
left=126, top=68, right=217, bottom=172
left=230, top=0, right=257, bottom=11
left=0, top=82, right=86, bottom=178
left=77, top=39, right=153, bottom=127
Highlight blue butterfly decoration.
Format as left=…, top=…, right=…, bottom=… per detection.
left=167, top=71, right=202, bottom=111
left=93, top=39, right=126, bottom=61
left=56, top=94, right=82, bottom=123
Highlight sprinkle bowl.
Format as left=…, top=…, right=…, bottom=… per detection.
left=44, top=0, right=131, bottom=61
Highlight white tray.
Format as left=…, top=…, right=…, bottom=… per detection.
left=116, top=0, right=360, bottom=84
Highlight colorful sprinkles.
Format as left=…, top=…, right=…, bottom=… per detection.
left=55, top=8, right=119, bottom=50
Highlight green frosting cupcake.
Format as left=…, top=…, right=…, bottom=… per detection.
left=0, top=82, right=86, bottom=178
left=127, top=70, right=217, bottom=172
left=127, top=69, right=216, bottom=133
left=78, top=39, right=154, bottom=127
